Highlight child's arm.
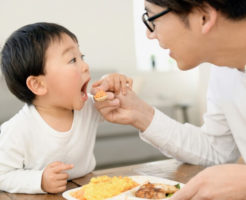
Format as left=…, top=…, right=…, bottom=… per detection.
left=0, top=142, right=44, bottom=194
left=92, top=73, right=133, bottom=95
left=0, top=149, right=73, bottom=194
left=0, top=126, right=41, bottom=193
left=0, top=125, right=72, bottom=194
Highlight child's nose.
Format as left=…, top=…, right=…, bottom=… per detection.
left=81, top=63, right=89, bottom=73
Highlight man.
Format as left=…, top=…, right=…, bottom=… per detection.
left=92, top=0, right=246, bottom=199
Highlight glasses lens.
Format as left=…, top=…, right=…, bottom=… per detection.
left=142, top=13, right=154, bottom=32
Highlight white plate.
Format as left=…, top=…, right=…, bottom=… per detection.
left=62, top=175, right=184, bottom=200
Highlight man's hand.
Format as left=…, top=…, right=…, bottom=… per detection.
left=171, top=164, right=246, bottom=200
left=91, top=73, right=133, bottom=95
left=41, top=161, right=74, bottom=193
left=94, top=89, right=154, bottom=131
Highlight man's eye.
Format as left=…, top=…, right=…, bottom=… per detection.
left=69, top=58, right=76, bottom=63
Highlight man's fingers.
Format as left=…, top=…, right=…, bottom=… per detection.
left=90, top=87, right=98, bottom=95
left=95, top=101, right=120, bottom=120
left=92, top=80, right=102, bottom=88
left=91, top=84, right=105, bottom=95
left=127, top=77, right=133, bottom=89
left=94, top=98, right=120, bottom=110
left=120, top=76, right=127, bottom=95
left=114, top=75, right=120, bottom=94
left=91, top=75, right=133, bottom=96
left=170, top=187, right=192, bottom=200
left=170, top=177, right=200, bottom=200
left=91, top=80, right=109, bottom=93
left=53, top=163, right=74, bottom=173
left=105, top=92, right=115, bottom=100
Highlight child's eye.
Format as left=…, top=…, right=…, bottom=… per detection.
left=69, top=58, right=76, bottom=63
left=81, top=54, right=85, bottom=60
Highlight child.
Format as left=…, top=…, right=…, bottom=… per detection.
left=0, top=22, right=132, bottom=194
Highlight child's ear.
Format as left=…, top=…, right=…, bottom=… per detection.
left=200, top=4, right=218, bottom=34
left=26, top=75, right=47, bottom=96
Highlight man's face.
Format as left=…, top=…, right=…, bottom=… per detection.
left=144, top=1, right=206, bottom=70
left=43, top=33, right=91, bottom=111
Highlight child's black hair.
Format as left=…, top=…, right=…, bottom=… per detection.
left=1, top=22, right=78, bottom=104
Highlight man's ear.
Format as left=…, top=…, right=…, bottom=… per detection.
left=26, top=75, right=47, bottom=96
left=200, top=4, right=218, bottom=34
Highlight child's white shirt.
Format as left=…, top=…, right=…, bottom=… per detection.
left=0, top=95, right=102, bottom=193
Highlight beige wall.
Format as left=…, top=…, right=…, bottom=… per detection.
left=0, top=0, right=136, bottom=71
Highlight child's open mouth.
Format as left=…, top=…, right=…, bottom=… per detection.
left=81, top=79, right=90, bottom=101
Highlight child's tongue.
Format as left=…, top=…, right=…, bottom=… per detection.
left=81, top=85, right=88, bottom=100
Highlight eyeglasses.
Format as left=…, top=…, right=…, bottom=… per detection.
left=142, top=8, right=171, bottom=32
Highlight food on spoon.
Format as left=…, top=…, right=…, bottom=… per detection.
left=135, top=182, right=180, bottom=199
left=94, top=90, right=107, bottom=102
left=71, top=175, right=139, bottom=200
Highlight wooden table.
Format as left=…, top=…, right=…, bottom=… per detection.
left=0, top=159, right=206, bottom=200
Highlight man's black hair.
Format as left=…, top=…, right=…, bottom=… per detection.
left=146, top=0, right=246, bottom=20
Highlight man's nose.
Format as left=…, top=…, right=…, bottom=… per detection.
left=146, top=29, right=156, bottom=39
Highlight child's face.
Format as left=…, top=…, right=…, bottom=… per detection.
left=43, top=33, right=90, bottom=110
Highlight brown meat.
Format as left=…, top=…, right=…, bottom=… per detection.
left=135, top=182, right=179, bottom=199
left=135, top=182, right=166, bottom=199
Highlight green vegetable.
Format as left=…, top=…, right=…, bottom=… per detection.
left=166, top=193, right=174, bottom=198
left=175, top=184, right=180, bottom=189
